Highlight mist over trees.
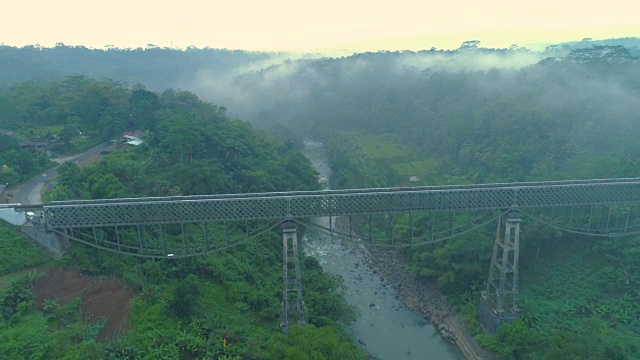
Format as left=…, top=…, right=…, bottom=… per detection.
left=183, top=39, right=640, bottom=359
left=200, top=41, right=640, bottom=184
left=0, top=44, right=276, bottom=90
left=0, top=78, right=366, bottom=359
left=1, top=37, right=640, bottom=359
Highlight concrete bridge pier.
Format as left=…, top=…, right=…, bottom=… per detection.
left=280, top=218, right=305, bottom=332
left=480, top=209, right=522, bottom=332
left=0, top=205, right=28, bottom=226
left=0, top=206, right=69, bottom=258
left=18, top=224, right=70, bottom=258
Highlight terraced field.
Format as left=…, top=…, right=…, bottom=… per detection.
left=338, top=131, right=445, bottom=186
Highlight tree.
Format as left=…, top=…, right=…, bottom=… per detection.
left=478, top=319, right=536, bottom=360
left=459, top=40, right=481, bottom=49
left=284, top=324, right=365, bottom=360
left=57, top=161, right=83, bottom=197
left=156, top=112, right=205, bottom=165
left=87, top=173, right=129, bottom=199
left=0, top=313, right=56, bottom=359
left=0, top=134, right=19, bottom=153
left=58, top=123, right=78, bottom=149
left=97, top=112, right=125, bottom=139
left=170, top=274, right=200, bottom=319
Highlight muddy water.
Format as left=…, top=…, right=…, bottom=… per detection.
left=302, top=140, right=464, bottom=360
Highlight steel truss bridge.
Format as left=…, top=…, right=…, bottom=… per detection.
left=21, top=177, right=640, bottom=332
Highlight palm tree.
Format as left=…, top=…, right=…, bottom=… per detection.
left=613, top=308, right=631, bottom=325
left=42, top=298, right=59, bottom=314
left=593, top=303, right=611, bottom=318
left=561, top=301, right=577, bottom=317
left=460, top=291, right=473, bottom=306
left=470, top=280, right=483, bottom=294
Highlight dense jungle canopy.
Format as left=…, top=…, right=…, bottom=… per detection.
left=1, top=38, right=639, bottom=359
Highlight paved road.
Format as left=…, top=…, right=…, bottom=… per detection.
left=11, top=142, right=110, bottom=205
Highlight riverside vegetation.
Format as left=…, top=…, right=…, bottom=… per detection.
left=0, top=78, right=367, bottom=359
left=211, top=41, right=640, bottom=359
left=313, top=53, right=640, bottom=358
left=2, top=40, right=640, bottom=359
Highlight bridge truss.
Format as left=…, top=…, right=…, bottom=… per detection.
left=37, top=177, right=640, bottom=331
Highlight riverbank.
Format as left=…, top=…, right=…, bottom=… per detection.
left=304, top=140, right=464, bottom=359
left=365, top=246, right=486, bottom=360
left=335, top=218, right=490, bottom=360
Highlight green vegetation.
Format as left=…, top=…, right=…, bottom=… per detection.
left=0, top=271, right=109, bottom=359
left=3, top=40, right=640, bottom=358
left=307, top=49, right=640, bottom=359
left=0, top=222, right=50, bottom=276
left=0, top=133, right=53, bottom=185
left=0, top=78, right=367, bottom=359
left=327, top=132, right=401, bottom=189
left=327, top=131, right=640, bottom=359
left=327, top=131, right=445, bottom=188
left=0, top=44, right=272, bottom=90
left=355, top=134, right=410, bottom=159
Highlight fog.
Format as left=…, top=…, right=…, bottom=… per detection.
left=1, top=39, right=637, bottom=156
left=170, top=39, right=640, bottom=184
left=186, top=48, right=540, bottom=121
left=185, top=42, right=638, bottom=136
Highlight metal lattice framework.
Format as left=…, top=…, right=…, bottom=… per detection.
left=24, top=177, right=640, bottom=334
left=44, top=178, right=640, bottom=229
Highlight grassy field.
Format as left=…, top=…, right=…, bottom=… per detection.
left=353, top=133, right=411, bottom=159
left=339, top=131, right=445, bottom=186
left=0, top=222, right=52, bottom=291
left=0, top=222, right=51, bottom=276
left=14, top=125, right=63, bottom=141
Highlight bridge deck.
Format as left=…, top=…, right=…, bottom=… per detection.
left=43, top=178, right=640, bottom=228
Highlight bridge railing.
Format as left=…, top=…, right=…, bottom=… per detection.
left=46, top=177, right=640, bottom=206
left=43, top=178, right=640, bottom=229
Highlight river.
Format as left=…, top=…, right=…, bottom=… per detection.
left=301, top=140, right=464, bottom=360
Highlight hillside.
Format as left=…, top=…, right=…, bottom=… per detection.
left=0, top=79, right=366, bottom=359
left=2, top=39, right=640, bottom=358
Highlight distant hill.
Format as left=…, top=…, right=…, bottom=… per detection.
left=0, top=45, right=276, bottom=90
left=1, top=38, right=637, bottom=92
left=552, top=37, right=640, bottom=50
left=543, top=37, right=640, bottom=58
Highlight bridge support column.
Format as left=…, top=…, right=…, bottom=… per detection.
left=280, top=218, right=305, bottom=333
left=480, top=209, right=522, bottom=332
left=19, top=224, right=69, bottom=258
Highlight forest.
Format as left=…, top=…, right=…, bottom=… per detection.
left=0, top=44, right=277, bottom=90
left=295, top=45, right=640, bottom=359
left=205, top=40, right=640, bottom=359
left=0, top=78, right=367, bottom=359
left=1, top=38, right=640, bottom=359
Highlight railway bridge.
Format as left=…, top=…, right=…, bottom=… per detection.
left=8, top=177, right=640, bottom=332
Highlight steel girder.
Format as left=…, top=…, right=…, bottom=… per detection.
left=44, top=178, right=640, bottom=229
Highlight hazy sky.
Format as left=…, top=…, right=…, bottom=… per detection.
left=3, top=0, right=638, bottom=51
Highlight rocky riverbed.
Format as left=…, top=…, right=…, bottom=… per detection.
left=303, top=223, right=465, bottom=360
left=362, top=245, right=457, bottom=341
left=303, top=139, right=485, bottom=359
left=335, top=217, right=488, bottom=360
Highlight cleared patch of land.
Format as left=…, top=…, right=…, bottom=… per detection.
left=35, top=267, right=133, bottom=342
left=341, top=131, right=444, bottom=185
